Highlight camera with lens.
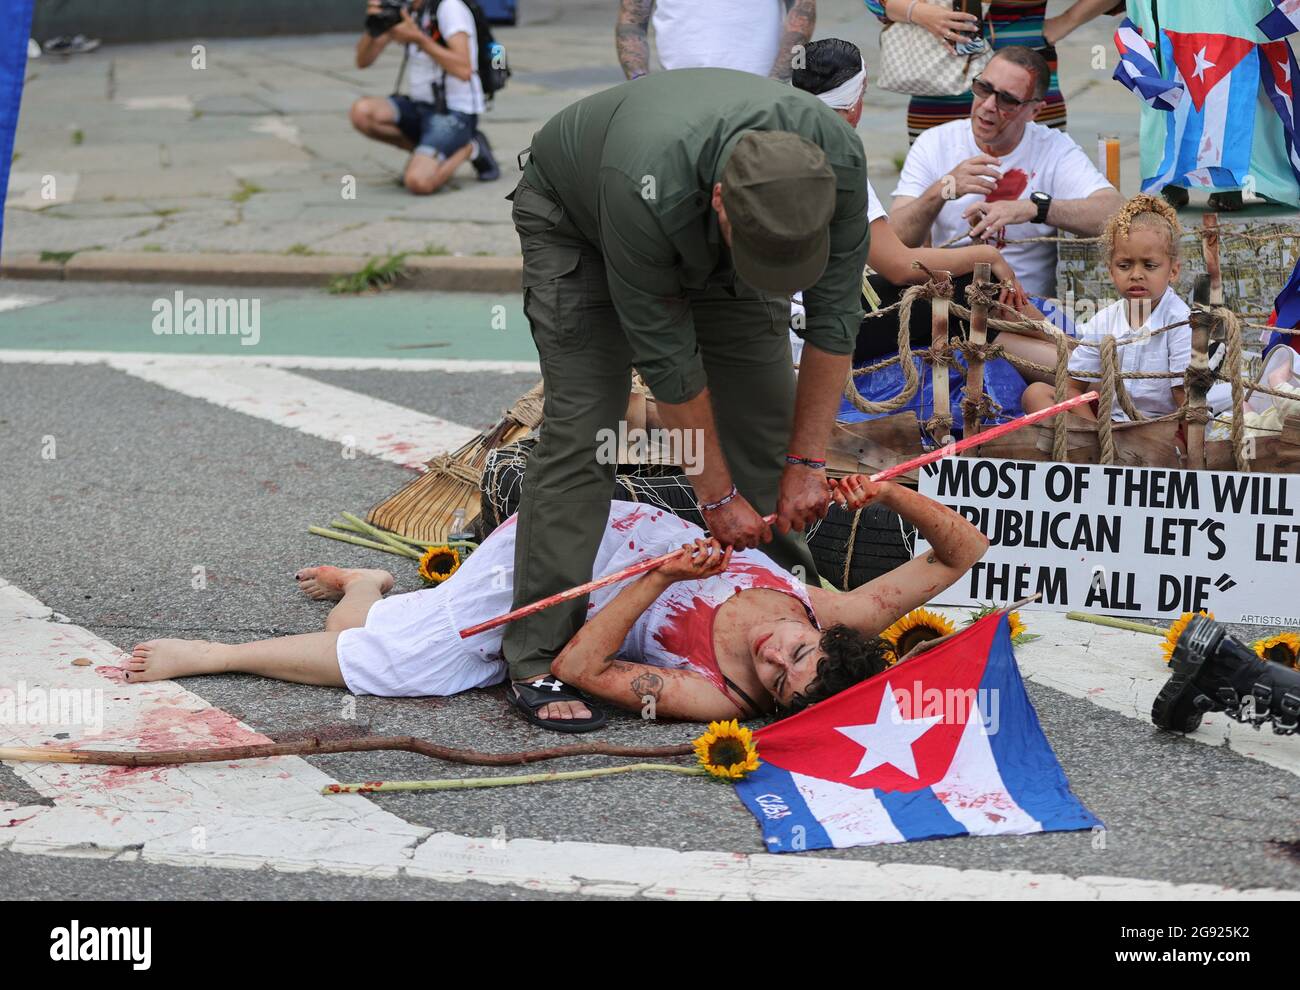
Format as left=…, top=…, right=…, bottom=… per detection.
left=365, top=0, right=409, bottom=37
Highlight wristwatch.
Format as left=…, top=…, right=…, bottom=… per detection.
left=1030, top=191, right=1052, bottom=225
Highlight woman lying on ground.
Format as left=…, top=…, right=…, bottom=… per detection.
left=126, top=476, right=988, bottom=730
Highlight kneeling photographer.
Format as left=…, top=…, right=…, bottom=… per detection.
left=349, top=0, right=500, bottom=194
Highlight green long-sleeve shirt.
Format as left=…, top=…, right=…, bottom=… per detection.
left=526, top=68, right=871, bottom=404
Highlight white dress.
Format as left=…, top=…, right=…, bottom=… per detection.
left=336, top=501, right=817, bottom=698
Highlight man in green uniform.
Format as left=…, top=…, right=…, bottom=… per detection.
left=505, top=67, right=870, bottom=730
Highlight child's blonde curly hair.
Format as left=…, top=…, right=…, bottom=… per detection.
left=1100, top=192, right=1183, bottom=262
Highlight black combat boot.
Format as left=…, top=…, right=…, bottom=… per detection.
left=1152, top=615, right=1300, bottom=735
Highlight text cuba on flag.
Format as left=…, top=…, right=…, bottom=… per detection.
left=735, top=613, right=1100, bottom=851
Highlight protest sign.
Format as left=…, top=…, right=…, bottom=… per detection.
left=917, top=458, right=1300, bottom=625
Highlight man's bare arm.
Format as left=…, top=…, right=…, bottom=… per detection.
left=616, top=0, right=653, bottom=78
left=887, top=193, right=943, bottom=248
left=1043, top=187, right=1124, bottom=237
left=653, top=388, right=733, bottom=505
left=787, top=343, right=846, bottom=465
left=769, top=0, right=817, bottom=81
left=356, top=30, right=390, bottom=68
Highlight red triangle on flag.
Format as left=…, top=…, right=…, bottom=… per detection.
left=753, top=613, right=1001, bottom=793
left=1165, top=32, right=1257, bottom=111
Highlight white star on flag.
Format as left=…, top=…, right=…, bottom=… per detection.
left=1280, top=58, right=1292, bottom=85
left=835, top=682, right=943, bottom=779
left=1192, top=46, right=1216, bottom=81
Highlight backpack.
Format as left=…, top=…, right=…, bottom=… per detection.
left=431, top=0, right=511, bottom=103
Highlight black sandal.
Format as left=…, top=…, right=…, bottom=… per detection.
left=507, top=676, right=608, bottom=733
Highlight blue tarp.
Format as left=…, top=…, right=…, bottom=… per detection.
left=0, top=1, right=35, bottom=252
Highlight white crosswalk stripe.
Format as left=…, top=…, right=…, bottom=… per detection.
left=0, top=349, right=497, bottom=470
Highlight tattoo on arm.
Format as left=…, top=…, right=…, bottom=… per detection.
left=770, top=0, right=816, bottom=81
left=630, top=671, right=665, bottom=700
left=616, top=0, right=653, bottom=78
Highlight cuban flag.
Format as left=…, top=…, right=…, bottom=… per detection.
left=1113, top=18, right=1184, bottom=112
left=0, top=0, right=35, bottom=251
left=736, top=613, right=1100, bottom=851
left=1259, top=0, right=1300, bottom=41
left=1142, top=31, right=1260, bottom=193
left=1262, top=252, right=1300, bottom=351
left=1260, top=39, right=1300, bottom=188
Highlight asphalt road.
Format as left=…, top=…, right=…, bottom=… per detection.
left=0, top=279, right=1297, bottom=900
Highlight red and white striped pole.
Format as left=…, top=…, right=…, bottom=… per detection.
left=458, top=391, right=1097, bottom=639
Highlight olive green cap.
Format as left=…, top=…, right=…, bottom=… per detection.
left=720, top=130, right=837, bottom=295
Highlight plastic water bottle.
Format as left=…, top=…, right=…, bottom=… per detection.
left=449, top=507, right=476, bottom=543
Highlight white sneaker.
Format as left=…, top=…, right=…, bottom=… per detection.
left=27, top=38, right=41, bottom=59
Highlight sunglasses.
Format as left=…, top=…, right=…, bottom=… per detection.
left=971, top=76, right=1037, bottom=113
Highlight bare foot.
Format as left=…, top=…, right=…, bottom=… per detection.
left=512, top=679, right=592, bottom=721
left=125, top=639, right=230, bottom=682
left=295, top=566, right=394, bottom=602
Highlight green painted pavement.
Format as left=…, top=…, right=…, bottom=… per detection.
left=0, top=290, right=537, bottom=361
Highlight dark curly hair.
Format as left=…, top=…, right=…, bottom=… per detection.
left=782, top=624, right=892, bottom=716
left=792, top=38, right=864, bottom=98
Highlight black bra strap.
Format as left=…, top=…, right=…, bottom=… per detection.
left=721, top=674, right=764, bottom=718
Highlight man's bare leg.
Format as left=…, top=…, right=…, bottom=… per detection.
left=126, top=566, right=394, bottom=685
left=350, top=96, right=414, bottom=151
left=403, top=143, right=474, bottom=195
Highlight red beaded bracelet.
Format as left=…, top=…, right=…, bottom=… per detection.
left=698, top=485, right=739, bottom=512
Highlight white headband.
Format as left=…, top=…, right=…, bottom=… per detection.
left=814, top=59, right=867, bottom=111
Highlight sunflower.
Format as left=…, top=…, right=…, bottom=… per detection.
left=1253, top=632, right=1300, bottom=670
left=880, top=607, right=957, bottom=663
left=1159, top=610, right=1214, bottom=664
left=963, top=604, right=1039, bottom=646
left=692, top=719, right=760, bottom=780
left=418, top=545, right=461, bottom=585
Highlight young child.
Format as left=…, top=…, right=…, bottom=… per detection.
left=1022, top=193, right=1190, bottom=421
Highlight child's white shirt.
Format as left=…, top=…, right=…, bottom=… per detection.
left=1068, top=287, right=1191, bottom=422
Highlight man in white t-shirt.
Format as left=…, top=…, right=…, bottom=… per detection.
left=890, top=46, right=1122, bottom=298
left=616, top=0, right=816, bottom=81
left=350, top=0, right=499, bottom=195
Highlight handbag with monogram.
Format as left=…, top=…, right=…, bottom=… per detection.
left=876, top=0, right=992, bottom=97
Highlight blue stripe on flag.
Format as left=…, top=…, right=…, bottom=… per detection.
left=0, top=0, right=35, bottom=253
left=979, top=615, right=1102, bottom=833
left=1149, top=35, right=1258, bottom=192
left=734, top=761, right=834, bottom=854
left=876, top=787, right=967, bottom=841
left=1259, top=4, right=1300, bottom=42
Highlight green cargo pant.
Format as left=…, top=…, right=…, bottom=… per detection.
left=503, top=173, right=820, bottom=682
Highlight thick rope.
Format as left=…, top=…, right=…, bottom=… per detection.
left=842, top=283, right=932, bottom=414
left=1098, top=336, right=1118, bottom=464
left=425, top=455, right=484, bottom=486
left=843, top=506, right=863, bottom=591
left=1218, top=307, right=1249, bottom=471
left=1053, top=334, right=1071, bottom=461
left=837, top=273, right=1289, bottom=460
